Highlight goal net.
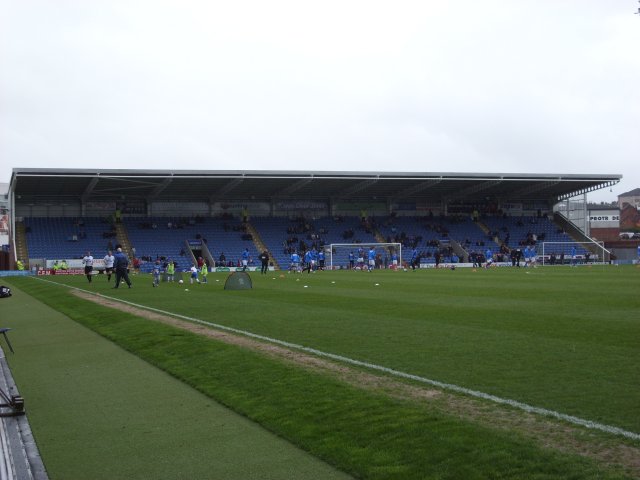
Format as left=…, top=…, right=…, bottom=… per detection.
left=327, top=243, right=402, bottom=270
left=540, top=240, right=610, bottom=265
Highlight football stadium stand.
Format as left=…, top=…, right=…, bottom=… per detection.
left=7, top=169, right=622, bottom=270
left=24, top=217, right=114, bottom=260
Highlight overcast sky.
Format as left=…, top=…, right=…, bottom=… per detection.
left=1, top=1, right=638, bottom=203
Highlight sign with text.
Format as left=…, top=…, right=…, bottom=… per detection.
left=589, top=210, right=620, bottom=227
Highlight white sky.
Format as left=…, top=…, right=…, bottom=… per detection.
left=1, top=1, right=638, bottom=203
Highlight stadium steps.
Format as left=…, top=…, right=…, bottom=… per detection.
left=373, top=229, right=386, bottom=244
left=476, top=220, right=501, bottom=246
left=553, top=213, right=604, bottom=257
left=553, top=213, right=591, bottom=244
left=371, top=228, right=401, bottom=260
left=183, top=239, right=198, bottom=266
left=114, top=222, right=133, bottom=258
left=449, top=239, right=469, bottom=262
left=15, top=222, right=29, bottom=268
left=246, top=222, right=280, bottom=270
left=474, top=219, right=491, bottom=236
left=199, top=241, right=217, bottom=269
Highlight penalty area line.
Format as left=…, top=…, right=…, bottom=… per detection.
left=33, top=276, right=640, bottom=442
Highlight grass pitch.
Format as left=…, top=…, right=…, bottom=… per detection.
left=3, top=265, right=639, bottom=479
left=30, top=265, right=638, bottom=432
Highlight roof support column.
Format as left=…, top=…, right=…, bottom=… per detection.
left=208, top=194, right=216, bottom=217
left=583, top=193, right=589, bottom=237
left=10, top=189, right=16, bottom=265
left=80, top=176, right=100, bottom=218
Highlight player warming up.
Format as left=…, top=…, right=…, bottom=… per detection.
left=241, top=248, right=250, bottom=272
left=367, top=246, right=376, bottom=272
left=103, top=250, right=114, bottom=282
left=190, top=264, right=200, bottom=284
left=410, top=248, right=419, bottom=271
left=152, top=260, right=161, bottom=287
left=166, top=260, right=175, bottom=282
left=82, top=251, right=94, bottom=283
left=290, top=251, right=301, bottom=273
left=200, top=261, right=208, bottom=283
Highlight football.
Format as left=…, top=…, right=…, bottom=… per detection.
left=178, top=279, right=184, bottom=284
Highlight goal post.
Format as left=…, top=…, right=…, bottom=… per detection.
left=327, top=243, right=403, bottom=270
left=541, top=240, right=610, bottom=265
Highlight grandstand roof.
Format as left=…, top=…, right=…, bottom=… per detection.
left=9, top=168, right=621, bottom=205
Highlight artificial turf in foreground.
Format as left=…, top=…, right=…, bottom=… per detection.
left=2, top=281, right=350, bottom=480
left=3, top=277, right=634, bottom=480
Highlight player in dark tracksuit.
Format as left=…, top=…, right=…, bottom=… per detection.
left=259, top=250, right=269, bottom=275
left=113, top=248, right=132, bottom=289
left=410, top=248, right=420, bottom=271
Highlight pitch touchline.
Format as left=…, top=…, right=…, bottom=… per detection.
left=36, top=278, right=640, bottom=441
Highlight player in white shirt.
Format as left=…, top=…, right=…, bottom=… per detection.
left=357, top=247, right=365, bottom=270
left=103, top=251, right=115, bottom=282
left=82, top=251, right=94, bottom=283
left=529, top=245, right=538, bottom=268
left=190, top=264, right=200, bottom=284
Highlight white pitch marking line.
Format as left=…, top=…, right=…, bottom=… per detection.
left=34, top=277, right=640, bottom=441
